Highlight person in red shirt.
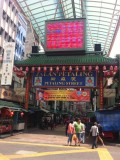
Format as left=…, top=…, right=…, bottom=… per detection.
left=67, top=120, right=75, bottom=146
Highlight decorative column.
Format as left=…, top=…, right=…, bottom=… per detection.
left=25, top=73, right=31, bottom=110
left=99, top=76, right=103, bottom=110
left=54, top=100, right=57, bottom=112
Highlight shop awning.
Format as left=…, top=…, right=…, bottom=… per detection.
left=0, top=100, right=27, bottom=112
left=40, top=108, right=50, bottom=113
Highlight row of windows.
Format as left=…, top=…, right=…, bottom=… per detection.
left=3, top=10, right=17, bottom=31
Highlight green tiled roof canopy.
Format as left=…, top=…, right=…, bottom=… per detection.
left=15, top=55, right=117, bottom=67
left=0, top=100, right=27, bottom=112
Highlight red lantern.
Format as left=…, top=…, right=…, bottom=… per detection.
left=20, top=67, right=23, bottom=71
left=107, top=71, right=110, bottom=77
left=43, top=66, right=47, bottom=72
left=104, top=72, right=107, bottom=77
left=26, top=67, right=29, bottom=72
left=110, top=66, right=113, bottom=71
left=62, top=66, right=65, bottom=72
left=75, top=66, right=79, bottom=72
left=50, top=67, right=53, bottom=72
left=103, top=66, right=106, bottom=71
left=69, top=66, right=72, bottom=72
left=31, top=67, right=35, bottom=73
left=13, top=66, right=17, bottom=72
left=95, top=66, right=99, bottom=71
left=88, top=66, right=92, bottom=71
left=114, top=66, right=118, bottom=72
left=110, top=71, right=113, bottom=77
left=10, top=111, right=14, bottom=117
left=56, top=66, right=59, bottom=72
left=37, top=67, right=41, bottom=72
left=16, top=71, right=25, bottom=78
left=20, top=112, right=24, bottom=117
left=82, top=66, right=86, bottom=71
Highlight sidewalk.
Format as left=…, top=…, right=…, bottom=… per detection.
left=2, top=125, right=120, bottom=147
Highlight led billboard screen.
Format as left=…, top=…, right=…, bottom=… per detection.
left=45, top=19, right=85, bottom=53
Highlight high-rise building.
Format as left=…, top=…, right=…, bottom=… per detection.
left=0, top=0, right=28, bottom=61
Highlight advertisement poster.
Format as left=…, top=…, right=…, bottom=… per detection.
left=42, top=90, right=90, bottom=102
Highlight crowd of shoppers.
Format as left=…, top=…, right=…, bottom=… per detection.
left=66, top=118, right=105, bottom=149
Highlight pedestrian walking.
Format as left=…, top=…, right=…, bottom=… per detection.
left=90, top=122, right=99, bottom=149
left=74, top=118, right=84, bottom=146
left=97, top=123, right=105, bottom=146
left=67, top=120, right=75, bottom=146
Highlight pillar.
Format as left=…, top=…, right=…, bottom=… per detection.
left=99, top=76, right=103, bottom=110
left=54, top=100, right=57, bottom=111
left=25, top=74, right=31, bottom=110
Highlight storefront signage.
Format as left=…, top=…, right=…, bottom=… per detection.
left=0, top=88, right=24, bottom=103
left=32, top=71, right=97, bottom=87
left=43, top=90, right=90, bottom=102
left=1, top=42, right=15, bottom=85
left=104, top=89, right=115, bottom=97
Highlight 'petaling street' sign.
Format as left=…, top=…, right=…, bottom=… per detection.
left=32, top=71, right=97, bottom=87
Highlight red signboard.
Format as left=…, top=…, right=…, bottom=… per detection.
left=45, top=19, right=85, bottom=52
left=38, top=90, right=90, bottom=102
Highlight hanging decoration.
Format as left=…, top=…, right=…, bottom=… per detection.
left=82, top=66, right=86, bottom=71
left=16, top=71, right=25, bottom=78
left=13, top=66, right=18, bottom=72
left=103, top=66, right=106, bottom=71
left=31, top=67, right=35, bottom=73
left=114, top=66, right=118, bottom=72
left=62, top=66, right=65, bottom=76
left=26, top=67, right=29, bottom=72
left=20, top=112, right=24, bottom=117
left=50, top=67, right=53, bottom=72
left=37, top=67, right=41, bottom=72
left=88, top=66, right=92, bottom=71
left=110, top=66, right=113, bottom=71
left=43, top=66, right=47, bottom=72
left=95, top=66, right=99, bottom=71
left=20, top=67, right=23, bottom=71
left=75, top=66, right=79, bottom=72
left=69, top=66, right=72, bottom=72
left=62, top=66, right=65, bottom=72
left=56, top=66, right=59, bottom=72
left=10, top=111, right=14, bottom=117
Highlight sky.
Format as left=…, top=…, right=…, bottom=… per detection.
left=109, top=27, right=120, bottom=58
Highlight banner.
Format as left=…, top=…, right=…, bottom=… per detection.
left=1, top=42, right=15, bottom=85
left=33, top=71, right=97, bottom=87
left=42, top=90, right=90, bottom=102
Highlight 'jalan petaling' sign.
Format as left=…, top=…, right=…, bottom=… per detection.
left=32, top=71, right=97, bottom=87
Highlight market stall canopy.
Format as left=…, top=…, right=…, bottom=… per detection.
left=17, top=0, right=120, bottom=55
left=0, top=100, right=27, bottom=112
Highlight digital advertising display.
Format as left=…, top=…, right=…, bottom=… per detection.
left=45, top=18, right=85, bottom=53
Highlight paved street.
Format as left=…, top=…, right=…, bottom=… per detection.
left=0, top=126, right=119, bottom=160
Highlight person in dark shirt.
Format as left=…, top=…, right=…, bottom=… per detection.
left=97, top=123, right=105, bottom=146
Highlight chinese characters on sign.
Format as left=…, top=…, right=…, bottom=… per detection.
left=32, top=71, right=97, bottom=87
left=1, top=42, right=15, bottom=85
left=45, top=19, right=85, bottom=51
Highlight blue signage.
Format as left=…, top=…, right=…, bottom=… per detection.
left=32, top=71, right=97, bottom=87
